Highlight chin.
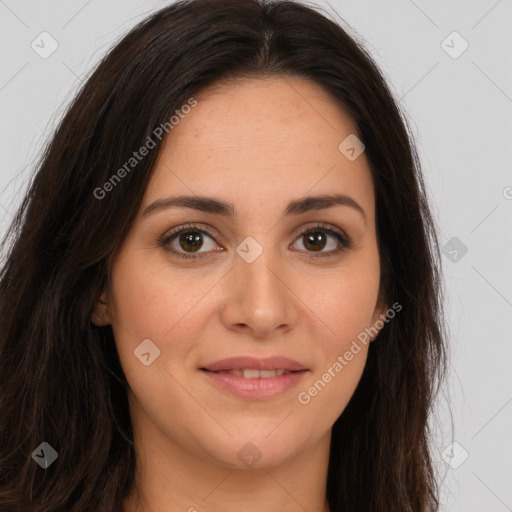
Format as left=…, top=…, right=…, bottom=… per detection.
left=200, top=429, right=307, bottom=470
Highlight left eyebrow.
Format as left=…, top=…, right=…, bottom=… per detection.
left=142, top=193, right=367, bottom=225
left=284, top=193, right=367, bottom=225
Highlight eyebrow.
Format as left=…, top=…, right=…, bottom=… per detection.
left=142, top=193, right=367, bottom=225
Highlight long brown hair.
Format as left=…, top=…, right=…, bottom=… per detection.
left=0, top=1, right=448, bottom=510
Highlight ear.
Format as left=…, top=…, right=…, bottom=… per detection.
left=369, top=291, right=389, bottom=342
left=91, top=290, right=112, bottom=326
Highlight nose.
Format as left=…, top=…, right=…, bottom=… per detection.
left=219, top=246, right=299, bottom=338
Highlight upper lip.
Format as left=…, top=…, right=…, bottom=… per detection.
left=201, top=356, right=308, bottom=372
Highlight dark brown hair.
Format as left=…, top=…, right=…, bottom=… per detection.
left=0, top=0, right=448, bottom=510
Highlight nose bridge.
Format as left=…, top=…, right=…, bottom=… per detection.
left=236, top=238, right=284, bottom=305
left=220, top=235, right=298, bottom=335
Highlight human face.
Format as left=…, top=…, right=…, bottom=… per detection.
left=93, top=76, right=387, bottom=470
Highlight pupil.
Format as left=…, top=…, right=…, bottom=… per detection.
left=304, top=232, right=326, bottom=251
left=180, top=231, right=202, bottom=252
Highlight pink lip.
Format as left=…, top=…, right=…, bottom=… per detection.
left=200, top=356, right=309, bottom=399
left=202, top=356, right=308, bottom=372
left=201, top=369, right=308, bottom=399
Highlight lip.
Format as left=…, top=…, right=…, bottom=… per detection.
left=200, top=356, right=309, bottom=399
left=201, top=369, right=309, bottom=399
left=201, top=356, right=308, bottom=372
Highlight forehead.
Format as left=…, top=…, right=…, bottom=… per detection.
left=143, top=76, right=375, bottom=222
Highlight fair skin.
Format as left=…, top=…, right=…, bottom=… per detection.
left=92, top=76, right=387, bottom=512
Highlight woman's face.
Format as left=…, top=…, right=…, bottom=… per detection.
left=93, top=76, right=387, bottom=469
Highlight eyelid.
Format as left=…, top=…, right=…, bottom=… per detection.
left=161, top=222, right=224, bottom=245
left=293, top=222, right=350, bottom=243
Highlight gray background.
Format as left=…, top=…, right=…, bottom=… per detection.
left=1, top=0, right=511, bottom=510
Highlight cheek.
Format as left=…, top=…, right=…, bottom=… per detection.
left=298, top=285, right=373, bottom=427
left=298, top=250, right=379, bottom=416
left=108, top=250, right=220, bottom=370
left=314, top=251, right=381, bottom=346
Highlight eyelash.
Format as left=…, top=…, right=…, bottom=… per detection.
left=158, top=222, right=352, bottom=261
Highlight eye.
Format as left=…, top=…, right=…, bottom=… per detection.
left=159, top=222, right=352, bottom=261
left=291, top=223, right=352, bottom=259
left=159, top=223, right=222, bottom=260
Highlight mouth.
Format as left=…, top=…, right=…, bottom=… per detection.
left=200, top=366, right=309, bottom=399
left=201, top=368, right=305, bottom=378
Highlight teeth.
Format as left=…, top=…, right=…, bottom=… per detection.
left=244, top=369, right=261, bottom=379
left=259, top=370, right=277, bottom=378
left=216, top=369, right=289, bottom=378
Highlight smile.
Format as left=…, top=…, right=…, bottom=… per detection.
left=212, top=368, right=293, bottom=378
left=200, top=368, right=309, bottom=398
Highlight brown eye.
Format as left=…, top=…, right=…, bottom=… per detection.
left=178, top=231, right=204, bottom=252
left=292, top=225, right=349, bottom=257
left=159, top=224, right=222, bottom=260
left=291, top=223, right=352, bottom=259
left=302, top=231, right=327, bottom=252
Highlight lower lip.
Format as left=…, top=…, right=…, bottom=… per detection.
left=201, top=369, right=308, bottom=399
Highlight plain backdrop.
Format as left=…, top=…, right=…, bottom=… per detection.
left=1, top=1, right=511, bottom=510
